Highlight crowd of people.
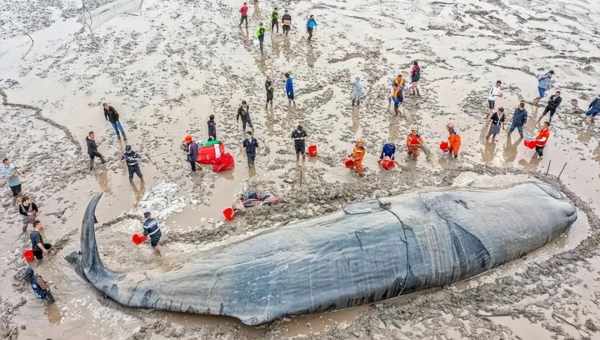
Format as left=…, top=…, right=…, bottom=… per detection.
left=3, top=1, right=600, bottom=304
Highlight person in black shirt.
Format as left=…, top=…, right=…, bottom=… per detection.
left=291, top=125, right=307, bottom=162
left=19, top=196, right=38, bottom=232
left=538, top=91, right=562, bottom=123
left=121, top=145, right=143, bottom=182
left=143, top=211, right=162, bottom=256
left=31, top=220, right=52, bottom=261
left=103, top=103, right=127, bottom=141
left=86, top=131, right=106, bottom=171
left=237, top=101, right=253, bottom=132
left=208, top=115, right=217, bottom=140
left=281, top=10, right=292, bottom=37
left=243, top=131, right=259, bottom=169
left=265, top=77, right=274, bottom=109
left=487, top=107, right=506, bottom=142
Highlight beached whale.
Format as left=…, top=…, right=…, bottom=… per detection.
left=68, top=182, right=576, bottom=325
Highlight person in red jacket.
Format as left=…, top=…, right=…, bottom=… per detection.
left=534, top=121, right=551, bottom=159
left=406, top=129, right=423, bottom=160
left=239, top=2, right=249, bottom=29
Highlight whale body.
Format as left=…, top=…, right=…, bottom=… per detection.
left=70, top=182, right=576, bottom=325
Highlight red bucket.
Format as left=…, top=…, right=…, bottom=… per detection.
left=380, top=159, right=395, bottom=170
left=131, top=233, right=147, bottom=245
left=23, top=249, right=34, bottom=263
left=344, top=158, right=354, bottom=168
left=223, top=207, right=235, bottom=221
left=440, top=141, right=449, bottom=152
left=307, top=144, right=318, bottom=157
left=523, top=140, right=536, bottom=149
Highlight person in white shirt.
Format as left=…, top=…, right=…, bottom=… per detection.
left=487, top=80, right=503, bottom=117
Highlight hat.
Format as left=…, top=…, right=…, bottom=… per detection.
left=183, top=134, right=192, bottom=143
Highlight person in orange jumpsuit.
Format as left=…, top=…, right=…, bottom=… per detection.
left=351, top=139, right=366, bottom=177
left=447, top=125, right=462, bottom=159
left=406, top=129, right=423, bottom=160
left=534, top=121, right=551, bottom=159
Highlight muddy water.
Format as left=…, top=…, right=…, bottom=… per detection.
left=2, top=0, right=600, bottom=339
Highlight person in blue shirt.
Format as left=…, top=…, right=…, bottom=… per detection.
left=509, top=101, right=528, bottom=139
left=285, top=72, right=295, bottom=106
left=306, top=15, right=317, bottom=41
left=23, top=267, right=54, bottom=304
left=143, top=210, right=162, bottom=256
left=533, top=70, right=554, bottom=105
left=1, top=158, right=22, bottom=197
left=380, top=143, right=396, bottom=160
left=585, top=95, right=600, bottom=123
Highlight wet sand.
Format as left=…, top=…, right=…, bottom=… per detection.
left=1, top=0, right=600, bottom=339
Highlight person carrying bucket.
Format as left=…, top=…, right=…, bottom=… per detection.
left=406, top=129, right=423, bottom=160
left=291, top=125, right=307, bottom=162
left=534, top=121, right=551, bottom=159
left=142, top=210, right=162, bottom=256
left=349, top=139, right=366, bottom=177
left=447, top=124, right=461, bottom=159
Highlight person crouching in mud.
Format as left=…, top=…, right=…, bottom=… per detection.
left=349, top=139, right=366, bottom=177
left=406, top=129, right=423, bottom=160
left=142, top=210, right=162, bottom=256
left=22, top=266, right=54, bottom=304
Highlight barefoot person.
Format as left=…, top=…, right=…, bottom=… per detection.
left=291, top=125, right=307, bottom=162
left=31, top=220, right=52, bottom=261
left=1, top=158, right=22, bottom=197
left=306, top=15, right=317, bottom=41
left=533, top=70, right=554, bottom=105
left=18, top=196, right=38, bottom=232
left=487, top=80, right=503, bottom=116
left=142, top=211, right=162, bottom=256
left=534, top=122, right=551, bottom=159
left=409, top=61, right=421, bottom=97
left=487, top=107, right=506, bottom=142
left=508, top=101, right=528, bottom=139
left=538, top=91, right=562, bottom=123
left=86, top=131, right=106, bottom=171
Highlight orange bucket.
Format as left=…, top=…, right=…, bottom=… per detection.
left=380, top=159, right=395, bottom=170
left=344, top=158, right=354, bottom=168
left=440, top=141, right=449, bottom=152
left=23, top=249, right=34, bottom=263
left=131, top=233, right=147, bottom=245
left=523, top=140, right=536, bottom=149
left=307, top=144, right=318, bottom=157
left=223, top=207, right=235, bottom=221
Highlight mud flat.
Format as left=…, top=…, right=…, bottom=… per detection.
left=1, top=0, right=600, bottom=339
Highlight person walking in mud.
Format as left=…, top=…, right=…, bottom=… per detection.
left=538, top=90, right=562, bottom=123
left=585, top=94, right=600, bottom=123
left=121, top=145, right=144, bottom=183
left=243, top=131, right=259, bottom=170
left=291, top=125, right=307, bottom=163
left=142, top=210, right=162, bottom=256
left=239, top=2, right=249, bottom=29
left=103, top=103, right=127, bottom=141
left=237, top=100, right=253, bottom=132
left=409, top=61, right=421, bottom=97
left=508, top=101, right=528, bottom=139
left=19, top=196, right=38, bottom=233
left=256, top=22, right=266, bottom=54
left=265, top=77, right=274, bottom=109
left=351, top=77, right=365, bottom=107
left=208, top=114, right=217, bottom=140
left=183, top=134, right=199, bottom=173
left=31, top=220, right=52, bottom=261
left=487, top=107, right=506, bottom=142
left=281, top=10, right=292, bottom=37
left=271, top=7, right=279, bottom=33
left=306, top=15, right=317, bottom=41
left=1, top=158, right=22, bottom=198
left=285, top=73, right=296, bottom=106
left=533, top=70, right=554, bottom=106
left=86, top=131, right=106, bottom=171
left=534, top=121, right=551, bottom=159
left=487, top=80, right=503, bottom=117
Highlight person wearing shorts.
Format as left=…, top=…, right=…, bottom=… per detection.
left=143, top=211, right=162, bottom=256
left=31, top=221, right=52, bottom=261
left=291, top=125, right=307, bottom=162
left=487, top=80, right=502, bottom=116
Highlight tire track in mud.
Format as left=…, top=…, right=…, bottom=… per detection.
left=0, top=89, right=82, bottom=154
